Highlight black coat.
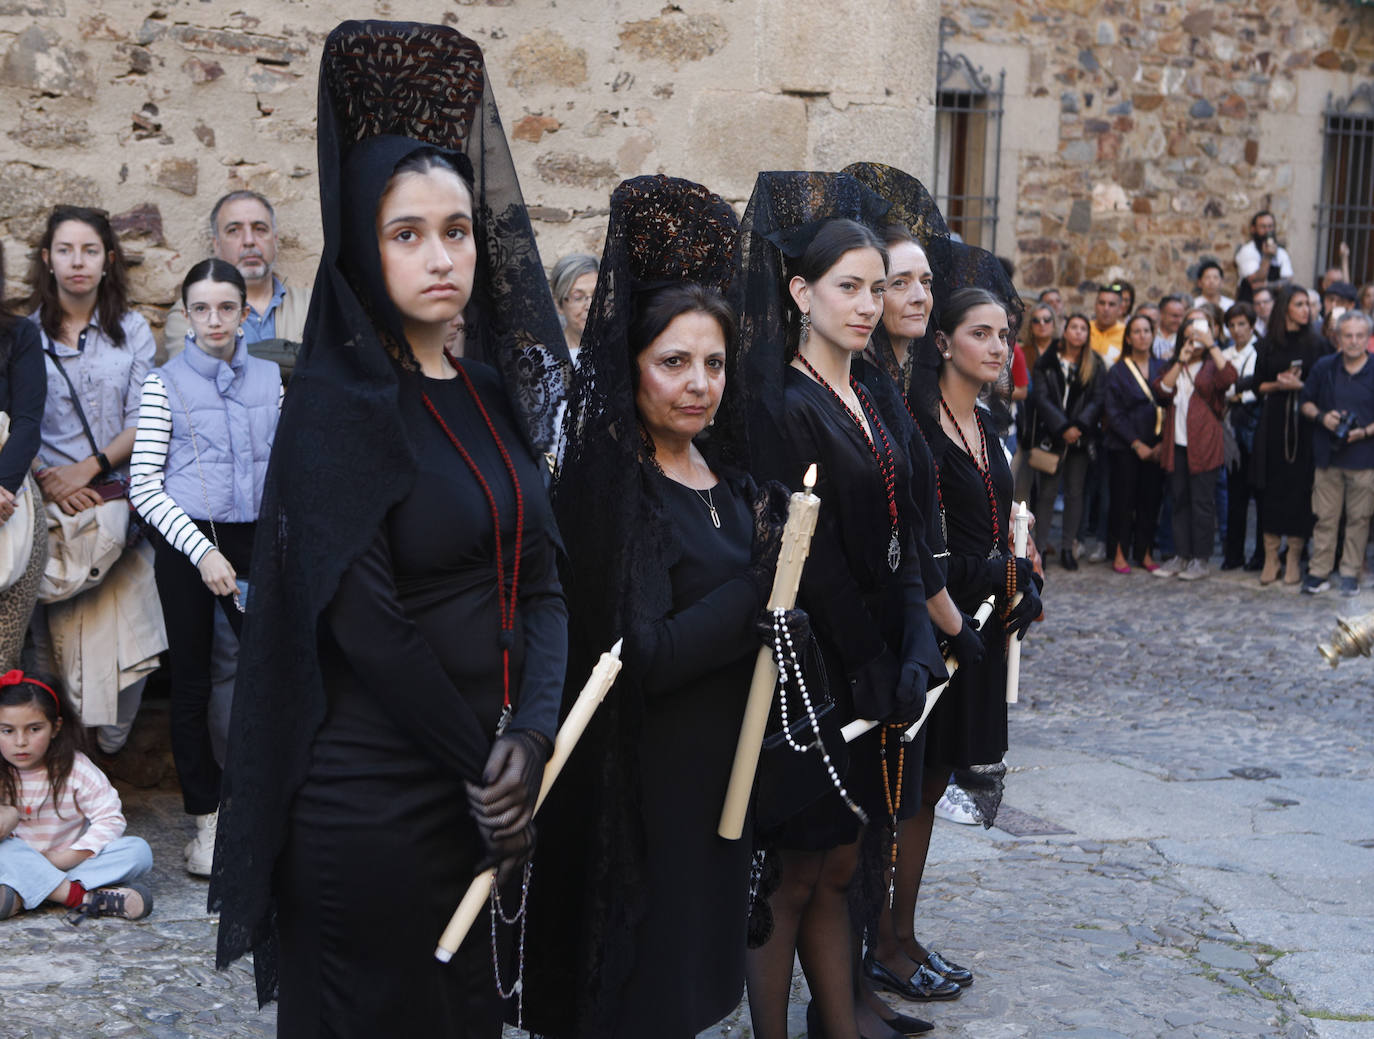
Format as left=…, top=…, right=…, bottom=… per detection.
left=1029, top=344, right=1106, bottom=449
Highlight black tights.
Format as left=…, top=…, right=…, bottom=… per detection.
left=746, top=842, right=861, bottom=1039
left=871, top=767, right=948, bottom=972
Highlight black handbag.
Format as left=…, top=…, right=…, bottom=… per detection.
left=754, top=638, right=850, bottom=832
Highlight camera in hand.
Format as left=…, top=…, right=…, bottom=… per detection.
left=1332, top=410, right=1356, bottom=447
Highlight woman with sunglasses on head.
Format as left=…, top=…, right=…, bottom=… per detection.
left=25, top=206, right=161, bottom=759
left=129, top=258, right=282, bottom=877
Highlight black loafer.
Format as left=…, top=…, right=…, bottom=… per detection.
left=925, top=949, right=973, bottom=986
left=881, top=1009, right=936, bottom=1035
left=862, top=954, right=962, bottom=1001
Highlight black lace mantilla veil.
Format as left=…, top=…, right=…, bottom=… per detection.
left=522, top=175, right=742, bottom=1037
left=208, top=21, right=569, bottom=1003
left=737, top=171, right=894, bottom=481
left=844, top=162, right=1021, bottom=829
left=842, top=161, right=1022, bottom=421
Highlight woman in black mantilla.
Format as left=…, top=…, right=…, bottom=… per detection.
left=739, top=171, right=945, bottom=1039
left=209, top=23, right=571, bottom=1038
left=522, top=175, right=788, bottom=1039
left=910, top=288, right=1040, bottom=838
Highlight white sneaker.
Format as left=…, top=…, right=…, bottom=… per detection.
left=1087, top=543, right=1108, bottom=563
left=1153, top=556, right=1186, bottom=578
left=934, top=785, right=982, bottom=825
left=185, top=810, right=217, bottom=877
left=1177, top=558, right=1209, bottom=581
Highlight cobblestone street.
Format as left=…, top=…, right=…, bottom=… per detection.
left=3, top=563, right=1372, bottom=1039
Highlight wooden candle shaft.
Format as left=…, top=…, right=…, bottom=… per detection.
left=434, top=644, right=623, bottom=962
left=718, top=487, right=820, bottom=840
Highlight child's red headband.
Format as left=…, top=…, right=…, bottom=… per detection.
left=0, top=670, right=60, bottom=713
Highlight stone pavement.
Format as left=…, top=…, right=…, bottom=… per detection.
left=3, top=562, right=1373, bottom=1038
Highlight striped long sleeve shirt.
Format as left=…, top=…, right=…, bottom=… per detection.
left=128, top=371, right=283, bottom=567
left=9, top=752, right=127, bottom=855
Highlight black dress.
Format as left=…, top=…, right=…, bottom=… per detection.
left=756, top=367, right=944, bottom=850
left=275, top=364, right=566, bottom=1039
left=918, top=408, right=1012, bottom=769
left=609, top=473, right=758, bottom=1036
left=1254, top=331, right=1326, bottom=538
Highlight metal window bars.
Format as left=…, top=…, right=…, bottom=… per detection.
left=934, top=17, right=1005, bottom=254
left=1316, top=83, right=1374, bottom=288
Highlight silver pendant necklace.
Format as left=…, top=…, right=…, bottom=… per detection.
left=695, top=487, right=721, bottom=528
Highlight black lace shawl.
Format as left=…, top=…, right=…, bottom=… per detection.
left=842, top=162, right=1022, bottom=422
left=522, top=175, right=743, bottom=1037
left=208, top=20, right=569, bottom=1004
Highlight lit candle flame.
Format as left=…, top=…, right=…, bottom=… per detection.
left=803, top=463, right=818, bottom=491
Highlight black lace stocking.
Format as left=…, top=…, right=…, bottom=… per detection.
left=747, top=845, right=862, bottom=1039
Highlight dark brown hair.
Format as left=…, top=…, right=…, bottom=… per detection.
left=28, top=206, right=131, bottom=347
left=630, top=282, right=737, bottom=381
left=0, top=673, right=86, bottom=821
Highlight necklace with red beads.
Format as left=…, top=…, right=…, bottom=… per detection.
left=938, top=395, right=1002, bottom=554
left=796, top=355, right=901, bottom=571
left=421, top=351, right=526, bottom=732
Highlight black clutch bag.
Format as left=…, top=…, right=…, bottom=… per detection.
left=754, top=638, right=849, bottom=833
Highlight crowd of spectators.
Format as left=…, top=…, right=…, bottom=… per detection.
left=1007, top=210, right=1374, bottom=594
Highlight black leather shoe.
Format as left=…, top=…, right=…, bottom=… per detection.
left=1219, top=557, right=1244, bottom=571
left=1244, top=554, right=1263, bottom=572
left=925, top=949, right=973, bottom=986
left=881, top=1009, right=936, bottom=1035
left=808, top=1000, right=935, bottom=1039
left=862, top=954, right=961, bottom=1001
left=1061, top=551, right=1079, bottom=571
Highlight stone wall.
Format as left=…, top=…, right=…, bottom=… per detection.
left=941, top=0, right=1374, bottom=311
left=0, top=0, right=938, bottom=330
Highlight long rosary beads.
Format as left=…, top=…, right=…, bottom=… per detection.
left=422, top=353, right=526, bottom=729
left=489, top=861, right=533, bottom=1027
left=938, top=396, right=1002, bottom=553
left=795, top=356, right=902, bottom=571
left=879, top=724, right=905, bottom=908
left=772, top=609, right=867, bottom=824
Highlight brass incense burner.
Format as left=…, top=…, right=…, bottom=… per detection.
left=1317, top=609, right=1374, bottom=668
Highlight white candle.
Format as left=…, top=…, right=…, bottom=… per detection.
left=718, top=464, right=821, bottom=840
left=900, top=596, right=996, bottom=743
left=434, top=639, right=624, bottom=963
left=1005, top=501, right=1031, bottom=705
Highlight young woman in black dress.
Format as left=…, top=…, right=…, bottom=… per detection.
left=523, top=175, right=785, bottom=1039
left=740, top=173, right=944, bottom=1039
left=913, top=290, right=1040, bottom=842
left=210, top=23, right=571, bottom=1038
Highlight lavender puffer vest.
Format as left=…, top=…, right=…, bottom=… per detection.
left=159, top=339, right=279, bottom=521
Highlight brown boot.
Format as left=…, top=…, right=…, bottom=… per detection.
left=1260, top=533, right=1281, bottom=585
left=1284, top=539, right=1305, bottom=585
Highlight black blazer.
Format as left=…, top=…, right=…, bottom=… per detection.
left=1030, top=344, right=1105, bottom=449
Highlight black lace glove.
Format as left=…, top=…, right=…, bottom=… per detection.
left=945, top=611, right=986, bottom=668
left=745, top=480, right=792, bottom=601
left=1005, top=578, right=1042, bottom=641
left=464, top=730, right=550, bottom=841
left=473, top=816, right=537, bottom=886
left=755, top=607, right=811, bottom=659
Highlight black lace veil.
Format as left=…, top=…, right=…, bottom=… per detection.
left=209, top=20, right=568, bottom=1003
left=524, top=175, right=742, bottom=1036
left=842, top=162, right=1022, bottom=419
left=736, top=171, right=893, bottom=478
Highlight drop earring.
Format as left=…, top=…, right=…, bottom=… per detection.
left=799, top=313, right=811, bottom=344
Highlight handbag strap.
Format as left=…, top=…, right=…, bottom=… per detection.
left=1124, top=357, right=1164, bottom=437
left=44, top=333, right=102, bottom=459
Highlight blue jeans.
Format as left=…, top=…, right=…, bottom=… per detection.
left=0, top=835, right=152, bottom=910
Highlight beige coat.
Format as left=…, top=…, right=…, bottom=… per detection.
left=45, top=541, right=167, bottom=726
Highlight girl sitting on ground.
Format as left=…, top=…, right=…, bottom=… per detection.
left=0, top=670, right=153, bottom=922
